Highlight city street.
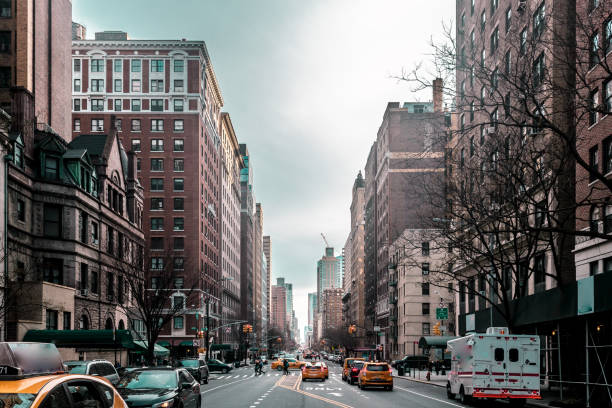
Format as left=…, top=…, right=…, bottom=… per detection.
left=200, top=362, right=524, bottom=408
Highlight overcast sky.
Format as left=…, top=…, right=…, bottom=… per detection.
left=73, top=0, right=454, bottom=343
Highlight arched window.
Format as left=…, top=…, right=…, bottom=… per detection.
left=118, top=320, right=125, bottom=330
left=105, top=317, right=114, bottom=330
left=590, top=205, right=600, bottom=234
left=80, top=314, right=89, bottom=330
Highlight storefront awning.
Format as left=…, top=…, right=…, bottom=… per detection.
left=249, top=347, right=259, bottom=352
left=210, top=344, right=231, bottom=351
left=133, top=341, right=170, bottom=357
left=23, top=330, right=136, bottom=349
left=179, top=341, right=194, bottom=347
left=156, top=341, right=171, bottom=347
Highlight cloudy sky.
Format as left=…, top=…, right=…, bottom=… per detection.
left=73, top=0, right=454, bottom=342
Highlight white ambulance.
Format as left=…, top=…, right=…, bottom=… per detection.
left=446, top=327, right=540, bottom=406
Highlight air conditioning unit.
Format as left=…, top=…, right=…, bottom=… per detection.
left=79, top=288, right=89, bottom=297
left=97, top=126, right=104, bottom=131
left=487, top=127, right=496, bottom=134
left=157, top=201, right=163, bottom=209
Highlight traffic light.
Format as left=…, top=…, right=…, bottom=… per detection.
left=433, top=321, right=442, bottom=336
left=248, top=325, right=253, bottom=333
left=348, top=325, right=357, bottom=334
left=243, top=324, right=248, bottom=333
left=198, top=331, right=204, bottom=338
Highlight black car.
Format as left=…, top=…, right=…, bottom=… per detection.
left=178, top=358, right=209, bottom=384
left=116, top=367, right=201, bottom=408
left=348, top=361, right=365, bottom=385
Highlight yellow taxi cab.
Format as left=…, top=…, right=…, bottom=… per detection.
left=0, top=342, right=128, bottom=407
left=342, top=358, right=364, bottom=381
left=271, top=358, right=306, bottom=371
left=320, top=362, right=329, bottom=379
left=301, top=362, right=326, bottom=381
left=358, top=362, right=393, bottom=391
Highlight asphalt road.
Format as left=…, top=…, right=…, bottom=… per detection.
left=199, top=362, right=522, bottom=408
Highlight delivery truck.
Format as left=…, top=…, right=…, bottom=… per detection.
left=447, top=327, right=540, bottom=406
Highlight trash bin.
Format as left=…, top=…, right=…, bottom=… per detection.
left=397, top=364, right=405, bottom=376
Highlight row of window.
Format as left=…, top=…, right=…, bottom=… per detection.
left=588, top=134, right=612, bottom=181
left=588, top=18, right=612, bottom=69
left=76, top=78, right=186, bottom=93
left=588, top=79, right=612, bottom=126
left=45, top=309, right=71, bottom=330
left=74, top=98, right=185, bottom=113
left=151, top=217, right=185, bottom=231
left=131, top=139, right=185, bottom=152
left=151, top=236, right=185, bottom=251
left=150, top=178, right=185, bottom=192
left=75, top=58, right=184, bottom=73
left=151, top=197, right=185, bottom=211
left=76, top=118, right=184, bottom=133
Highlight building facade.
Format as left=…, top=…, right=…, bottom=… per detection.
left=71, top=32, right=225, bottom=346
left=263, top=236, right=271, bottom=331
left=253, top=203, right=264, bottom=343
left=239, top=144, right=254, bottom=326
left=348, top=171, right=366, bottom=345
left=321, top=288, right=343, bottom=339
left=316, top=247, right=342, bottom=311
left=270, top=284, right=286, bottom=332
left=364, top=143, right=378, bottom=348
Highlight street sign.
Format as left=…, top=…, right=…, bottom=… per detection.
left=373, top=326, right=381, bottom=332
left=192, top=339, right=200, bottom=347
left=436, top=307, right=449, bottom=320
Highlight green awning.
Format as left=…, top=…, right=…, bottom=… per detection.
left=210, top=344, right=231, bottom=351
left=156, top=341, right=171, bottom=347
left=249, top=347, right=259, bottom=352
left=418, top=336, right=459, bottom=349
left=133, top=341, right=170, bottom=357
left=179, top=341, right=194, bottom=347
left=23, top=330, right=135, bottom=349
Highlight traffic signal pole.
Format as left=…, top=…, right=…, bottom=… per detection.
left=205, top=299, right=210, bottom=361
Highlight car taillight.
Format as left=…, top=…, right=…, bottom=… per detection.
left=352, top=368, right=358, bottom=373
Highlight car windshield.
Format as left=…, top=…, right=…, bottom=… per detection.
left=353, top=362, right=364, bottom=368
left=367, top=365, right=389, bottom=371
left=66, top=364, right=87, bottom=374
left=0, top=394, right=36, bottom=408
left=117, top=370, right=177, bottom=390
left=179, top=360, right=198, bottom=368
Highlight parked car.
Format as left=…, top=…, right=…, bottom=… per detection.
left=206, top=358, right=232, bottom=373
left=64, top=359, right=120, bottom=385
left=116, top=367, right=201, bottom=408
left=177, top=358, right=209, bottom=384
left=393, top=355, right=429, bottom=370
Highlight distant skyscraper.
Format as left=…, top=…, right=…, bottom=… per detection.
left=263, top=236, right=271, bottom=333
left=308, top=292, right=318, bottom=326
left=316, top=247, right=342, bottom=310
left=271, top=285, right=286, bottom=332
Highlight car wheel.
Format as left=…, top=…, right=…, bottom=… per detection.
left=459, top=386, right=470, bottom=405
left=223, top=368, right=229, bottom=374
left=446, top=382, right=455, bottom=400
left=277, top=366, right=283, bottom=371
left=203, top=376, right=209, bottom=385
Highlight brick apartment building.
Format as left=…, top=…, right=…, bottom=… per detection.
left=71, top=32, right=224, bottom=347
left=322, top=288, right=343, bottom=339
left=270, top=284, right=286, bottom=332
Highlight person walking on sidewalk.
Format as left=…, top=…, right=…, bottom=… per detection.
left=282, top=359, right=289, bottom=375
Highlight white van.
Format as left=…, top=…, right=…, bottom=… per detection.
left=447, top=327, right=540, bottom=406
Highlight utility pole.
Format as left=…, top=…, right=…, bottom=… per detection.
left=205, top=298, right=210, bottom=361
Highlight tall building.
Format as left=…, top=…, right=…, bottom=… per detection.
left=0, top=0, right=72, bottom=137
left=240, top=144, right=254, bottom=326
left=72, top=32, right=225, bottom=346
left=364, top=144, right=378, bottom=346
left=316, top=247, right=342, bottom=311
left=263, top=236, right=271, bottom=330
left=270, top=284, right=286, bottom=332
left=220, top=112, right=243, bottom=350
left=307, top=292, right=317, bottom=327
left=321, top=288, right=343, bottom=339
left=253, top=203, right=264, bottom=342
left=260, top=246, right=268, bottom=343
left=348, top=171, right=366, bottom=344
left=341, top=237, right=352, bottom=332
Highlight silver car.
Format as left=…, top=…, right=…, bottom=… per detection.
left=65, top=359, right=120, bottom=385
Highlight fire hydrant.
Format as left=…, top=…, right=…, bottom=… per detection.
left=426, top=371, right=431, bottom=381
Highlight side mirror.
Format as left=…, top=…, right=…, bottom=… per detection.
left=181, top=382, right=192, bottom=390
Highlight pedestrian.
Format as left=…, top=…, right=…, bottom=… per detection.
left=283, top=358, right=289, bottom=375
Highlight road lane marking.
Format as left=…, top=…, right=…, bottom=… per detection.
left=202, top=376, right=251, bottom=394
left=395, top=386, right=463, bottom=407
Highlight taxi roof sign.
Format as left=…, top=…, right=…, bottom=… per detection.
left=0, top=342, right=65, bottom=379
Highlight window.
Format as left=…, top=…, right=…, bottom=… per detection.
left=131, top=119, right=141, bottom=131
left=422, top=282, right=429, bottom=295
left=91, top=99, right=104, bottom=112
left=91, top=79, right=104, bottom=92
left=533, top=53, right=545, bottom=87
left=604, top=257, right=612, bottom=274
left=151, top=198, right=164, bottom=210
left=151, top=159, right=164, bottom=171
left=90, top=119, right=103, bottom=133
left=535, top=200, right=547, bottom=227
left=74, top=99, right=81, bottom=112
left=505, top=7, right=512, bottom=33
left=151, top=217, right=164, bottom=231
left=470, top=0, right=474, bottom=15
left=520, top=28, right=527, bottom=55
left=150, top=178, right=164, bottom=191
left=112, top=59, right=122, bottom=73
left=174, top=139, right=184, bottom=151
left=174, top=59, right=184, bottom=72
left=91, top=59, right=104, bottom=72
left=604, top=79, right=612, bottom=113
left=174, top=99, right=184, bottom=112
left=422, top=323, right=430, bottom=335
left=590, top=33, right=600, bottom=68
left=131, top=59, right=141, bottom=72
left=151, top=59, right=164, bottom=72
left=174, top=198, right=184, bottom=211
left=480, top=48, right=486, bottom=68
left=422, top=303, right=430, bottom=315
left=605, top=205, right=612, bottom=234
left=606, top=18, right=612, bottom=54
left=107, top=273, right=114, bottom=300
left=490, top=0, right=498, bottom=14
left=151, top=237, right=164, bottom=250
left=173, top=158, right=184, bottom=172
left=151, top=99, right=163, bottom=111
left=151, top=119, right=164, bottom=132
left=131, top=139, right=141, bottom=152
left=16, top=199, right=25, bottom=222
left=150, top=79, right=163, bottom=92
left=74, top=119, right=81, bottom=132
left=46, top=310, right=58, bottom=330
left=533, top=2, right=546, bottom=38
left=590, top=261, right=599, bottom=276
left=480, top=86, right=486, bottom=106
left=131, top=79, right=141, bottom=92
left=480, top=10, right=486, bottom=32
left=137, top=158, right=141, bottom=171
left=603, top=137, right=612, bottom=173
left=73, top=59, right=81, bottom=72
left=151, top=139, right=164, bottom=152
left=74, top=79, right=81, bottom=92
left=91, top=221, right=99, bottom=245
left=422, top=242, right=429, bottom=256
left=174, top=237, right=184, bottom=250
left=460, top=148, right=465, bottom=169
left=174, top=79, right=184, bottom=92
left=504, top=93, right=511, bottom=117
left=90, top=269, right=98, bottom=294
left=421, top=263, right=430, bottom=275
left=63, top=311, right=71, bottom=330
left=590, top=0, right=600, bottom=11
left=505, top=50, right=511, bottom=74
left=491, top=68, right=498, bottom=90
left=42, top=258, right=63, bottom=285
left=589, top=145, right=599, bottom=182
left=174, top=119, right=184, bottom=131
left=470, top=101, right=475, bottom=121
left=113, top=79, right=122, bottom=92
left=470, top=136, right=475, bottom=156
left=590, top=205, right=600, bottom=234
left=494, top=348, right=504, bottom=362
left=174, top=316, right=184, bottom=329
left=174, top=218, right=184, bottom=231
left=43, top=205, right=61, bottom=237
left=534, top=253, right=546, bottom=292
left=131, top=99, right=141, bottom=111
left=470, top=30, right=475, bottom=50
left=490, top=27, right=499, bottom=53
left=589, top=89, right=599, bottom=125
left=173, top=178, right=184, bottom=191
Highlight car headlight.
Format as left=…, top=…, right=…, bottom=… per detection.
left=153, top=399, right=175, bottom=408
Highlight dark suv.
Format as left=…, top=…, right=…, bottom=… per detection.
left=178, top=358, right=209, bottom=384
left=64, top=359, right=120, bottom=385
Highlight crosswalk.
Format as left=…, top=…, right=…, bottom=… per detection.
left=211, top=371, right=342, bottom=381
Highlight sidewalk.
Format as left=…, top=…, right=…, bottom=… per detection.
left=391, top=369, right=555, bottom=407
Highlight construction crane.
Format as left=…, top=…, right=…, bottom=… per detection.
left=321, top=233, right=330, bottom=248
